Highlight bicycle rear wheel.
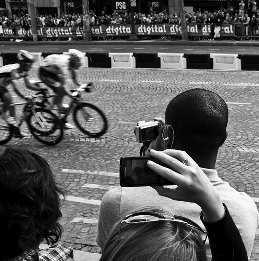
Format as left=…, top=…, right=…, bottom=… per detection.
left=0, top=118, right=12, bottom=145
left=27, top=108, right=64, bottom=146
left=73, top=103, right=108, bottom=138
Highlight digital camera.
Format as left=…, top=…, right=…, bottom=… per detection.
left=134, top=120, right=160, bottom=143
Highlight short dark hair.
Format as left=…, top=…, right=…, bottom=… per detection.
left=0, top=146, right=63, bottom=260
left=165, top=88, right=228, bottom=152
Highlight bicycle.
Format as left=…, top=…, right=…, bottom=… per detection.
left=0, top=88, right=64, bottom=146
left=40, top=83, right=108, bottom=138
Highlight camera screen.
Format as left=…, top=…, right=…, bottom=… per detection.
left=120, top=157, right=173, bottom=186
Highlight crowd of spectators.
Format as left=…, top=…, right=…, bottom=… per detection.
left=1, top=0, right=259, bottom=39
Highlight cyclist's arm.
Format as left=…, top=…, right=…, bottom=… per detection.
left=71, top=69, right=81, bottom=87
left=10, top=70, right=27, bottom=100
left=23, top=75, right=41, bottom=91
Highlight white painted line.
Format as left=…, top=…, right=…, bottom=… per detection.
left=223, top=83, right=259, bottom=87
left=82, top=183, right=118, bottom=190
left=184, top=48, right=195, bottom=51
left=71, top=217, right=98, bottom=224
left=237, top=148, right=259, bottom=153
left=226, top=102, right=251, bottom=105
left=64, top=195, right=101, bottom=206
left=74, top=250, right=101, bottom=261
left=62, top=169, right=85, bottom=174
left=133, top=47, right=145, bottom=50
left=118, top=120, right=136, bottom=125
left=189, top=81, right=214, bottom=85
left=96, top=79, right=163, bottom=84
left=62, top=169, right=118, bottom=177
left=141, top=80, right=163, bottom=83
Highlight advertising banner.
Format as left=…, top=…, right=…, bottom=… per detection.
left=0, top=23, right=237, bottom=38
left=91, top=25, right=132, bottom=35
left=220, top=23, right=235, bottom=36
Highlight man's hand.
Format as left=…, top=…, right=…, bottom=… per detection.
left=147, top=149, right=225, bottom=223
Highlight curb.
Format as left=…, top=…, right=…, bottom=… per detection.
left=2, top=51, right=259, bottom=71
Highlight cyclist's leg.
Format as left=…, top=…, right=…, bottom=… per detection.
left=2, top=92, right=17, bottom=125
left=1, top=92, right=24, bottom=138
left=52, top=86, right=67, bottom=115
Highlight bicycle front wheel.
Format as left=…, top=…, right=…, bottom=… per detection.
left=27, top=108, right=59, bottom=136
left=27, top=108, right=64, bottom=146
left=73, top=103, right=108, bottom=138
left=0, top=118, right=12, bottom=145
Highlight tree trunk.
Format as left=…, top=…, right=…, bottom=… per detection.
left=5, top=0, right=12, bottom=18
left=179, top=0, right=188, bottom=40
left=82, top=0, right=91, bottom=40
left=27, top=0, right=38, bottom=41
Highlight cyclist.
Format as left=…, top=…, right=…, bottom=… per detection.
left=0, top=50, right=40, bottom=138
left=38, top=49, right=91, bottom=129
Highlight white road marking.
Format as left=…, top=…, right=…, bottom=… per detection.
left=71, top=217, right=98, bottom=224
left=62, top=169, right=119, bottom=177
left=96, top=79, right=163, bottom=83
left=133, top=47, right=145, bottom=50
left=189, top=81, right=214, bottom=85
left=226, top=102, right=251, bottom=105
left=253, top=197, right=259, bottom=203
left=223, top=82, right=259, bottom=87
left=118, top=120, right=136, bottom=125
left=184, top=48, right=195, bottom=51
left=82, top=183, right=117, bottom=190
left=63, top=195, right=101, bottom=206
left=237, top=148, right=259, bottom=153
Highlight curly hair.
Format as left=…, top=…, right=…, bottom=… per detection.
left=0, top=146, right=63, bottom=260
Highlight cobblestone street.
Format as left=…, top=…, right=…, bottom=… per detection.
left=8, top=68, right=259, bottom=260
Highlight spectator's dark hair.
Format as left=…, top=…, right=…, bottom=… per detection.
left=0, top=146, right=63, bottom=260
left=165, top=88, right=228, bottom=153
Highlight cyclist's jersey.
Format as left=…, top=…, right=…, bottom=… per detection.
left=0, top=63, right=20, bottom=96
left=42, top=54, right=71, bottom=83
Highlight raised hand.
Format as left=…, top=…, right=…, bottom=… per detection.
left=147, top=149, right=225, bottom=222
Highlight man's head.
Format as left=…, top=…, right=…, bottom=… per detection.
left=165, top=88, right=228, bottom=157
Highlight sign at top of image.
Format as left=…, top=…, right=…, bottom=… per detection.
left=115, top=1, right=127, bottom=10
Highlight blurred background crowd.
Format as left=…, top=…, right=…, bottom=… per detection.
left=1, top=0, right=259, bottom=39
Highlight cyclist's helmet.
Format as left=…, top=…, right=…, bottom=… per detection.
left=38, top=65, right=65, bottom=89
left=17, top=50, right=35, bottom=64
left=67, top=49, right=84, bottom=70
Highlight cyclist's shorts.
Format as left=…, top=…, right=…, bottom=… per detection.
left=38, top=65, right=65, bottom=92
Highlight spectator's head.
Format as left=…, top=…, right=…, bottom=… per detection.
left=0, top=146, right=63, bottom=260
left=164, top=88, right=228, bottom=164
left=101, top=207, right=206, bottom=261
left=149, top=89, right=228, bottom=167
